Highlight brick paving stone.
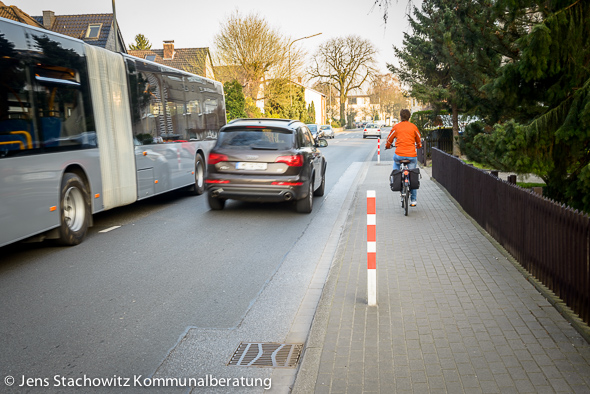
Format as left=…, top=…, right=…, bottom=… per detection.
left=292, top=161, right=590, bottom=394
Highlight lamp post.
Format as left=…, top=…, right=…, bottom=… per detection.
left=288, top=33, right=322, bottom=108
left=112, top=0, right=119, bottom=52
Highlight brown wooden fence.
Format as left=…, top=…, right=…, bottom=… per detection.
left=418, top=136, right=453, bottom=165
left=432, top=148, right=590, bottom=325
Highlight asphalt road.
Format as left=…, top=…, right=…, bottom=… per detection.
left=0, top=130, right=379, bottom=392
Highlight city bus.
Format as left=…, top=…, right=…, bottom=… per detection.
left=0, top=18, right=226, bottom=247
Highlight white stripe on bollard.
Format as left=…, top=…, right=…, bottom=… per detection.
left=368, top=270, right=377, bottom=306
left=367, top=190, right=377, bottom=306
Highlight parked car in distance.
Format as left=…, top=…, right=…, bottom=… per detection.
left=205, top=119, right=328, bottom=213
left=306, top=124, right=323, bottom=140
left=320, top=124, right=335, bottom=138
left=362, top=123, right=382, bottom=139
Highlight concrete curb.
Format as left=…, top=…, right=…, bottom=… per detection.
left=290, top=155, right=373, bottom=394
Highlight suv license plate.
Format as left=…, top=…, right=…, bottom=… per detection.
left=236, top=162, right=267, bottom=170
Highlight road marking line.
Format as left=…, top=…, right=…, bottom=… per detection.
left=99, top=226, right=121, bottom=233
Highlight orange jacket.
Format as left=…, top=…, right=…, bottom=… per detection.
left=385, top=121, right=422, bottom=157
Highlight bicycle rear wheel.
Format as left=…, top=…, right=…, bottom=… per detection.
left=404, top=187, right=409, bottom=216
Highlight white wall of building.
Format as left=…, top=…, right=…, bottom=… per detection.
left=304, top=88, right=326, bottom=124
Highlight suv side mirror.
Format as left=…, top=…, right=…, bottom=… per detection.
left=317, top=138, right=328, bottom=147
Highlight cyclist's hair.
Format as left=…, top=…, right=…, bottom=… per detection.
left=400, top=109, right=411, bottom=121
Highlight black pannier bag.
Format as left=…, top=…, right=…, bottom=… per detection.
left=390, top=169, right=402, bottom=191
left=409, top=168, right=420, bottom=190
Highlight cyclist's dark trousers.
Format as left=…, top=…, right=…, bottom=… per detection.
left=393, top=154, right=417, bottom=201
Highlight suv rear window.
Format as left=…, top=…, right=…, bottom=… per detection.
left=217, top=128, right=294, bottom=150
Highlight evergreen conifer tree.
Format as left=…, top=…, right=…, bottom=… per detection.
left=128, top=34, right=152, bottom=50
left=224, top=80, right=247, bottom=121
left=389, top=0, right=465, bottom=156
left=308, top=102, right=316, bottom=124
left=474, top=0, right=590, bottom=211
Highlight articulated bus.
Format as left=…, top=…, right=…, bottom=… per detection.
left=0, top=18, right=226, bottom=247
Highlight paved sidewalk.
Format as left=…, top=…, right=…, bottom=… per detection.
left=292, top=161, right=590, bottom=393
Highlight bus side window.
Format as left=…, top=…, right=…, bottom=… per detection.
left=33, top=65, right=94, bottom=149
left=162, top=74, right=187, bottom=142
left=185, top=78, right=204, bottom=141
left=130, top=72, right=165, bottom=145
left=0, top=56, right=37, bottom=155
left=204, top=98, right=218, bottom=138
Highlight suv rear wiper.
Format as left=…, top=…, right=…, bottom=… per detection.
left=251, top=145, right=278, bottom=150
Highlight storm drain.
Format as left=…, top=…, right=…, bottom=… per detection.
left=227, top=342, right=303, bottom=368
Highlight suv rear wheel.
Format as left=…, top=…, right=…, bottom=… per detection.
left=314, top=162, right=326, bottom=197
left=296, top=180, right=313, bottom=213
left=208, top=193, right=226, bottom=210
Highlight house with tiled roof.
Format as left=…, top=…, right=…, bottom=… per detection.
left=128, top=40, right=215, bottom=80
left=0, top=1, right=43, bottom=28
left=32, top=10, right=126, bottom=53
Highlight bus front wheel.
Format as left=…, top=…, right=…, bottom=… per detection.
left=57, top=173, right=90, bottom=246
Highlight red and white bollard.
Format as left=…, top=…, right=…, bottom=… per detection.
left=367, top=190, right=377, bottom=306
left=377, top=138, right=381, bottom=163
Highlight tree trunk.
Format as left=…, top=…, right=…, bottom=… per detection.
left=339, top=96, right=346, bottom=128
left=452, top=102, right=461, bottom=157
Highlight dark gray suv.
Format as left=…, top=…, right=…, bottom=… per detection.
left=205, top=119, right=327, bottom=213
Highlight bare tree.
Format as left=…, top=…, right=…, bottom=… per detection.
left=213, top=10, right=304, bottom=102
left=308, top=35, right=378, bottom=126
left=369, top=74, right=408, bottom=124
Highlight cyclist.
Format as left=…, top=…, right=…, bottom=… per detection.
left=385, top=109, right=422, bottom=206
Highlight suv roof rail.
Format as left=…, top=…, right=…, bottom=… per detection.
left=226, top=118, right=302, bottom=127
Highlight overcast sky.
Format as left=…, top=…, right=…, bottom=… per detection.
left=10, top=0, right=418, bottom=74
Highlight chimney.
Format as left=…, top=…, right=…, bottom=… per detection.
left=163, top=40, right=175, bottom=60
left=42, top=11, right=55, bottom=29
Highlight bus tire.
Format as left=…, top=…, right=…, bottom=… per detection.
left=57, top=172, right=90, bottom=246
left=187, top=153, right=206, bottom=195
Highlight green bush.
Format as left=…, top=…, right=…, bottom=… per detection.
left=460, top=122, right=486, bottom=163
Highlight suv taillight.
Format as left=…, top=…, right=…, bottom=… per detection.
left=275, top=155, right=304, bottom=167
left=208, top=153, right=228, bottom=165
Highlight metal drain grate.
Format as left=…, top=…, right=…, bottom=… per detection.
left=227, top=342, right=303, bottom=368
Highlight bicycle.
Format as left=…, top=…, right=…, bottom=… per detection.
left=386, top=145, right=420, bottom=217
left=399, top=159, right=412, bottom=216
